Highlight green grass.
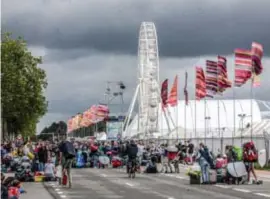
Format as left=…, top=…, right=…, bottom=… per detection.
left=254, top=162, right=270, bottom=171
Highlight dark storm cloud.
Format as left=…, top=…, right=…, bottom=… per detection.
left=2, top=0, right=270, bottom=58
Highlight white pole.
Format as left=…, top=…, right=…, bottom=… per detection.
left=176, top=77, right=179, bottom=141
left=123, top=84, right=139, bottom=133
left=204, top=98, right=207, bottom=144
left=194, top=68, right=197, bottom=141
left=184, top=99, right=187, bottom=141
left=218, top=99, right=221, bottom=150
left=233, top=54, right=236, bottom=146
left=250, top=75, right=254, bottom=141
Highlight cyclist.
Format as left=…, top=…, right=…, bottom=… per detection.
left=58, top=137, right=75, bottom=188
left=126, top=140, right=138, bottom=173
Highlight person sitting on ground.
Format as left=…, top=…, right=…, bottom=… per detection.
left=1, top=173, right=8, bottom=199
left=44, top=159, right=56, bottom=180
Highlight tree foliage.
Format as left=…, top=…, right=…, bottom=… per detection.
left=1, top=32, right=48, bottom=137
left=38, top=120, right=68, bottom=140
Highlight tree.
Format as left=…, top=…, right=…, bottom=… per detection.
left=1, top=33, right=48, bottom=137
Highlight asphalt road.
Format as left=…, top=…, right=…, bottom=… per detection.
left=43, top=167, right=270, bottom=199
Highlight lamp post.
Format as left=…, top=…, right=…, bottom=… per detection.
left=205, top=116, right=211, bottom=147
left=238, top=113, right=246, bottom=145
left=103, top=81, right=126, bottom=140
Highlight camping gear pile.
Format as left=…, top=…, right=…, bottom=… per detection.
left=186, top=141, right=263, bottom=185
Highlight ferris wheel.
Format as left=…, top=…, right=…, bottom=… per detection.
left=138, top=22, right=160, bottom=138
left=124, top=22, right=160, bottom=139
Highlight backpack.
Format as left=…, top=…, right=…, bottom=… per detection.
left=62, top=141, right=76, bottom=159
left=232, top=146, right=243, bottom=161
left=91, top=145, right=98, bottom=152
left=200, top=148, right=215, bottom=169
left=127, top=145, right=138, bottom=157
left=243, top=141, right=258, bottom=162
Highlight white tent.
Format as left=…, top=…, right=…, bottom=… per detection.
left=124, top=99, right=264, bottom=139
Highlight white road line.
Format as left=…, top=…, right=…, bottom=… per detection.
left=57, top=192, right=63, bottom=194
left=175, top=176, right=185, bottom=179
left=233, top=188, right=251, bottom=193
left=214, top=184, right=230, bottom=189
left=125, top=183, right=134, bottom=187
left=60, top=195, right=66, bottom=198
left=254, top=193, right=270, bottom=198
left=55, top=188, right=60, bottom=191
left=101, top=174, right=107, bottom=177
left=168, top=197, right=175, bottom=199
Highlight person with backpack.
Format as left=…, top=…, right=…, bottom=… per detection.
left=196, top=143, right=214, bottom=184
left=187, top=140, right=194, bottom=164
left=126, top=140, right=138, bottom=173
left=242, top=141, right=259, bottom=184
left=58, top=138, right=76, bottom=188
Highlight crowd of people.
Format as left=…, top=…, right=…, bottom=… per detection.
left=1, top=134, right=262, bottom=198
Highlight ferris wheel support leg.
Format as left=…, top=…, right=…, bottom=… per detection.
left=122, top=84, right=140, bottom=135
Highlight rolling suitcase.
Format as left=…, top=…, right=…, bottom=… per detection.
left=209, top=169, right=217, bottom=184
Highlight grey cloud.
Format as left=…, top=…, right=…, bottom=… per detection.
left=2, top=0, right=270, bottom=58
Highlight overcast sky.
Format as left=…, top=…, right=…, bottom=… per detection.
left=2, top=0, right=270, bottom=133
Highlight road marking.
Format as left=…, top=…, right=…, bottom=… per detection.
left=57, top=192, right=63, bottom=194
left=214, top=185, right=230, bottom=189
left=175, top=176, right=185, bottom=179
left=233, top=188, right=251, bottom=193
left=101, top=174, right=107, bottom=177
left=125, top=183, right=134, bottom=187
left=254, top=193, right=270, bottom=198
left=168, top=197, right=175, bottom=199
left=60, top=195, right=66, bottom=198
left=55, top=188, right=60, bottom=191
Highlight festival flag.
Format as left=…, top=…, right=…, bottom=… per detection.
left=234, top=49, right=252, bottom=87
left=196, top=67, right=206, bottom=100
left=167, top=75, right=178, bottom=107
left=251, top=42, right=263, bottom=75
left=78, top=113, right=83, bottom=127
left=67, top=118, right=73, bottom=133
left=161, top=79, right=169, bottom=108
left=184, top=72, right=189, bottom=105
left=71, top=116, right=77, bottom=130
left=90, top=105, right=99, bottom=123
left=253, top=75, right=261, bottom=88
left=205, top=60, right=218, bottom=98
left=80, top=110, right=92, bottom=127
left=217, top=56, right=232, bottom=92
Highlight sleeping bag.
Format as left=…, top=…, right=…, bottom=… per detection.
left=76, top=150, right=85, bottom=168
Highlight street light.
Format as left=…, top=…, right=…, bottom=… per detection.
left=204, top=116, right=211, bottom=146
left=238, top=113, right=247, bottom=145
left=103, top=81, right=126, bottom=139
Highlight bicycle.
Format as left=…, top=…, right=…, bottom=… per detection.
left=128, top=159, right=136, bottom=179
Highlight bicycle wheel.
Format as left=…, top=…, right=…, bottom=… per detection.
left=128, top=169, right=132, bottom=178
left=132, top=167, right=135, bottom=179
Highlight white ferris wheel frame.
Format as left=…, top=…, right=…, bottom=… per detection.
left=123, top=22, right=160, bottom=139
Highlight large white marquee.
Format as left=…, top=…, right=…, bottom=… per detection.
left=123, top=99, right=270, bottom=139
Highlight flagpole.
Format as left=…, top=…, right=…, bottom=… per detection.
left=251, top=74, right=254, bottom=141
left=184, top=71, right=188, bottom=141
left=204, top=98, right=207, bottom=145
left=233, top=54, right=236, bottom=146
left=194, top=68, right=197, bottom=141
left=176, top=76, right=179, bottom=141
left=218, top=99, right=221, bottom=149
